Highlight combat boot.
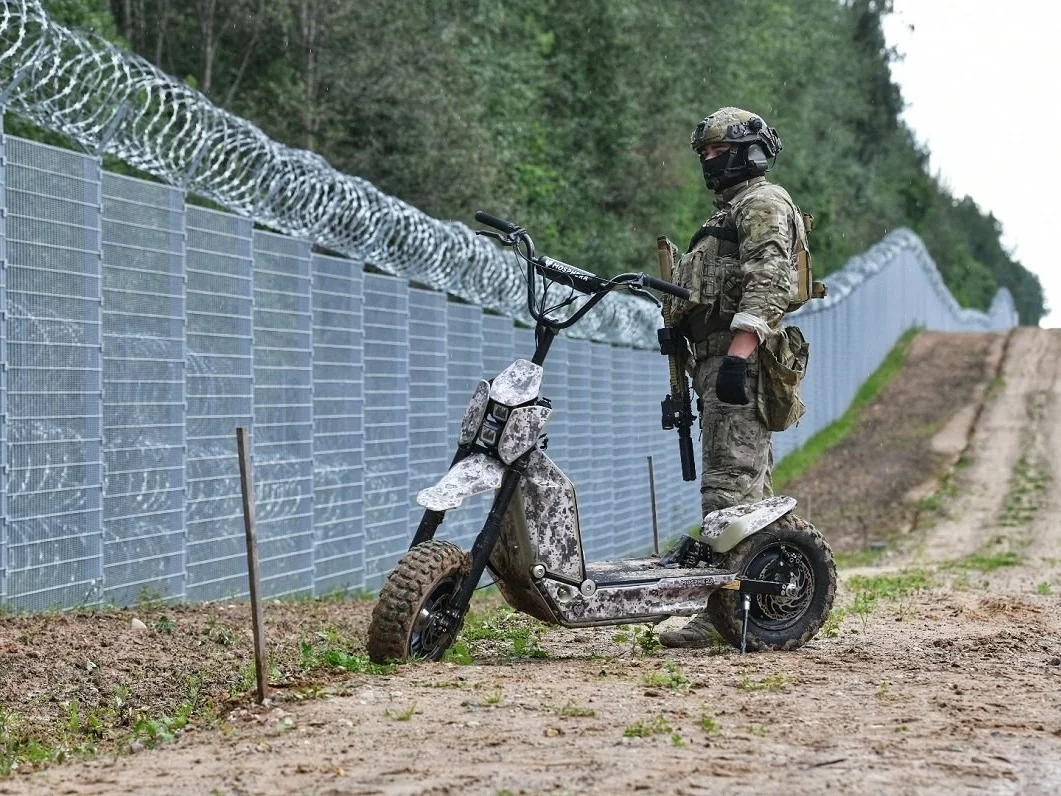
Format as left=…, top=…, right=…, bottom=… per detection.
left=658, top=613, right=715, bottom=649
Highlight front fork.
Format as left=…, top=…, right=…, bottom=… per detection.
left=425, top=456, right=528, bottom=648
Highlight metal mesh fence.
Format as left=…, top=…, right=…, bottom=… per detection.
left=0, top=133, right=1016, bottom=608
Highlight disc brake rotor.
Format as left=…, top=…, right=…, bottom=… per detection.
left=748, top=544, right=814, bottom=627
left=410, top=580, right=457, bottom=656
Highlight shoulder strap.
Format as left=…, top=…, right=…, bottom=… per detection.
left=686, top=224, right=738, bottom=253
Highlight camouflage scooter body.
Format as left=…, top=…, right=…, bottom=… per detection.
left=416, top=358, right=797, bottom=627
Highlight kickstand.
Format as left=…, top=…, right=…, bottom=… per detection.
left=740, top=593, right=751, bottom=656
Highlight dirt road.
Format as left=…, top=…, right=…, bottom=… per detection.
left=9, top=329, right=1061, bottom=796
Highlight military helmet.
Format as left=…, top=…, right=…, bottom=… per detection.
left=690, top=107, right=782, bottom=156
left=690, top=107, right=783, bottom=191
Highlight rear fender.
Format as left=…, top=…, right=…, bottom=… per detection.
left=701, top=496, right=797, bottom=554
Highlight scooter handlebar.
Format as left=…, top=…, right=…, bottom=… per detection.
left=641, top=274, right=690, bottom=300
left=474, top=210, right=521, bottom=235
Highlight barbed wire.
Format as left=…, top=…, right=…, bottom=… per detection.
left=0, top=0, right=1015, bottom=347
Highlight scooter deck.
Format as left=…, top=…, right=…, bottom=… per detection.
left=585, top=557, right=730, bottom=586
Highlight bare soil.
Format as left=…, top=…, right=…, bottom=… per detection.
left=3, top=329, right=1061, bottom=796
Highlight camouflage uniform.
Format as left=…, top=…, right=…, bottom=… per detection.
left=660, top=107, right=806, bottom=649
left=676, top=175, right=805, bottom=515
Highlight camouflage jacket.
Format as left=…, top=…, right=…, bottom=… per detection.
left=674, top=176, right=806, bottom=344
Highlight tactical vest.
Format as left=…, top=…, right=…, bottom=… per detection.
left=672, top=190, right=824, bottom=329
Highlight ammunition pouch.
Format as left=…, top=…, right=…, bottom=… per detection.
left=671, top=248, right=742, bottom=325
left=757, top=325, right=809, bottom=432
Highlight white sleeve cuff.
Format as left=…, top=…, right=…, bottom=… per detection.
left=730, top=311, right=772, bottom=343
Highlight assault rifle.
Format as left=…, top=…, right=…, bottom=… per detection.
left=656, top=236, right=697, bottom=482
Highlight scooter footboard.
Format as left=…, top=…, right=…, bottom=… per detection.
left=537, top=571, right=736, bottom=628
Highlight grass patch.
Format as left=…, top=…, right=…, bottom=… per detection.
left=551, top=700, right=596, bottom=718
left=774, top=328, right=920, bottom=490
left=943, top=550, right=1022, bottom=572
left=448, top=606, right=549, bottom=661
left=821, top=607, right=847, bottom=638
left=846, top=569, right=933, bottom=627
left=641, top=661, right=690, bottom=693
left=846, top=570, right=933, bottom=600
left=738, top=672, right=789, bottom=691
left=834, top=546, right=888, bottom=569
left=622, top=714, right=672, bottom=738
left=299, top=627, right=397, bottom=675
left=998, top=454, right=1050, bottom=527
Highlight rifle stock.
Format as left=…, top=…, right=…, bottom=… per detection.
left=656, top=236, right=697, bottom=482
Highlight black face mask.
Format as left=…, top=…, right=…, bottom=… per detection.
left=700, top=148, right=748, bottom=192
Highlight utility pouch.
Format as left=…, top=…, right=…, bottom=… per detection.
left=670, top=249, right=703, bottom=323
left=784, top=211, right=827, bottom=312
left=757, top=325, right=809, bottom=432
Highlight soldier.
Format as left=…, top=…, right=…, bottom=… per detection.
left=659, top=107, right=810, bottom=649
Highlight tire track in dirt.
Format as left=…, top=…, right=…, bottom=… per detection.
left=917, top=327, right=1061, bottom=566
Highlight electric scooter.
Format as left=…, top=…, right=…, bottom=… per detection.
left=366, top=212, right=836, bottom=663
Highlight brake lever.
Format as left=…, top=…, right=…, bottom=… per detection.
left=627, top=284, right=662, bottom=307
left=476, top=229, right=505, bottom=242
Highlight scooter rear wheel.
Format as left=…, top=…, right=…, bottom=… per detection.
left=367, top=540, right=471, bottom=664
left=707, top=515, right=835, bottom=652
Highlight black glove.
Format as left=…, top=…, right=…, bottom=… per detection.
left=715, top=355, right=749, bottom=405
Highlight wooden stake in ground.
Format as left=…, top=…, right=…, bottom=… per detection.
left=236, top=426, right=270, bottom=704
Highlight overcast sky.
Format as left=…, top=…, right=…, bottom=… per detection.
left=881, top=1, right=1060, bottom=326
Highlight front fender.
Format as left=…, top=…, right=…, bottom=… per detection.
left=701, top=496, right=797, bottom=554
left=416, top=453, right=505, bottom=512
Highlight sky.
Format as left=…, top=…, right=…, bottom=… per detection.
left=881, top=1, right=1060, bottom=326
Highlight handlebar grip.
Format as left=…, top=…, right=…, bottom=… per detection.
left=474, top=210, right=521, bottom=234
left=643, top=274, right=691, bottom=300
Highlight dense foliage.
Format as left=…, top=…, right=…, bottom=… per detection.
left=36, top=0, right=1046, bottom=323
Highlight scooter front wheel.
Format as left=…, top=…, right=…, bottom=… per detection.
left=707, top=515, right=836, bottom=652
left=367, top=540, right=471, bottom=664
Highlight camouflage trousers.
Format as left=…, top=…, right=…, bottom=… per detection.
left=691, top=331, right=774, bottom=516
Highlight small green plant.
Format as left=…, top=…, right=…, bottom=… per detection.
left=698, top=710, right=721, bottom=737
left=553, top=700, right=596, bottom=718
left=745, top=724, right=767, bottom=737
left=443, top=640, right=474, bottom=665
left=613, top=624, right=662, bottom=656
left=385, top=703, right=417, bottom=721
left=66, top=700, right=81, bottom=734
left=642, top=661, right=690, bottom=693
left=876, top=682, right=890, bottom=699
left=153, top=616, right=176, bottom=634
left=1036, top=582, right=1052, bottom=596
left=670, top=732, right=685, bottom=747
left=484, top=688, right=502, bottom=706
left=821, top=607, right=847, bottom=638
left=134, top=586, right=167, bottom=611
left=623, top=714, right=672, bottom=738
left=204, top=614, right=236, bottom=646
